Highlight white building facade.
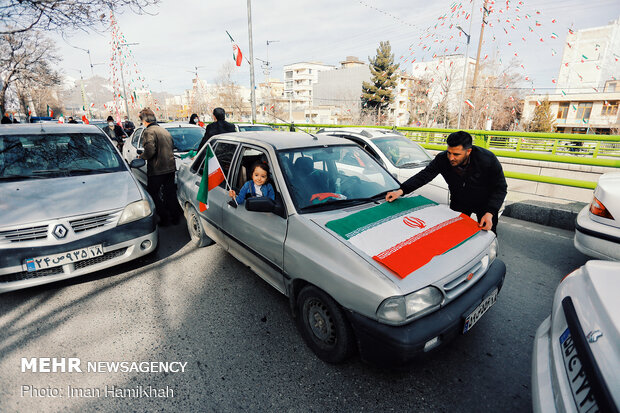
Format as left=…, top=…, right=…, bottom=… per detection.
left=283, top=62, right=335, bottom=110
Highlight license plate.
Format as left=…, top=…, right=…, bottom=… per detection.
left=463, top=289, right=498, bottom=333
left=559, top=328, right=599, bottom=413
left=23, top=245, right=104, bottom=272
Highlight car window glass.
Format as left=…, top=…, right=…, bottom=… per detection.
left=132, top=128, right=143, bottom=147
left=196, top=141, right=238, bottom=187
left=277, top=145, right=398, bottom=210
left=0, top=133, right=124, bottom=180
left=166, top=127, right=203, bottom=151
left=372, top=136, right=431, bottom=167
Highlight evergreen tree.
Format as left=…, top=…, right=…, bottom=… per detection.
left=527, top=99, right=556, bottom=132
left=362, top=41, right=399, bottom=122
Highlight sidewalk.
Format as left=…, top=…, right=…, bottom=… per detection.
left=502, top=190, right=588, bottom=231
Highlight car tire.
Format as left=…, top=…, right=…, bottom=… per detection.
left=185, top=204, right=214, bottom=247
left=296, top=285, right=355, bottom=363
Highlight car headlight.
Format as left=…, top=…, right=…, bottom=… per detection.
left=118, top=200, right=152, bottom=225
left=489, top=239, right=498, bottom=263
left=376, top=286, right=443, bottom=324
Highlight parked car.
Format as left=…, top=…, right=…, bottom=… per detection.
left=235, top=123, right=275, bottom=132
left=574, top=172, right=620, bottom=261
left=532, top=260, right=620, bottom=413
left=176, top=131, right=506, bottom=365
left=123, top=122, right=205, bottom=186
left=0, top=123, right=158, bottom=293
left=316, top=128, right=449, bottom=205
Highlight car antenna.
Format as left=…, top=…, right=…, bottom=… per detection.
left=270, top=114, right=318, bottom=140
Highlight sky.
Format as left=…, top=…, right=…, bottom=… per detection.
left=50, top=0, right=620, bottom=97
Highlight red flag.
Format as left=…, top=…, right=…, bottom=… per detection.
left=81, top=115, right=90, bottom=124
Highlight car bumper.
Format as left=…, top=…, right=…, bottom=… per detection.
left=532, top=316, right=559, bottom=413
left=0, top=216, right=158, bottom=293
left=574, top=208, right=620, bottom=261
left=346, top=258, right=506, bottom=366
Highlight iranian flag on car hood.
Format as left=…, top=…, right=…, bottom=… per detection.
left=324, top=196, right=481, bottom=278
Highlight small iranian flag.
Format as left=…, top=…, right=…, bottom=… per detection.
left=325, top=197, right=481, bottom=278
left=464, top=99, right=475, bottom=109
left=197, top=143, right=226, bottom=212
left=47, top=105, right=54, bottom=117
left=226, top=31, right=243, bottom=67
left=81, top=115, right=90, bottom=124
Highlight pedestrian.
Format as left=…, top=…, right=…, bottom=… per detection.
left=67, top=116, right=78, bottom=124
left=123, top=116, right=135, bottom=136
left=138, top=108, right=181, bottom=226
left=102, top=116, right=126, bottom=149
left=197, top=107, right=235, bottom=151
left=189, top=113, right=199, bottom=125
left=228, top=161, right=275, bottom=205
left=1, top=114, right=11, bottom=124
left=385, top=130, right=507, bottom=233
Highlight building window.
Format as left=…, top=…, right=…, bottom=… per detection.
left=285, top=71, right=293, bottom=79
left=604, top=81, right=617, bottom=92
left=557, top=102, right=569, bottom=119
left=575, top=102, right=592, bottom=120
left=601, top=101, right=618, bottom=116
left=309, top=69, right=312, bottom=74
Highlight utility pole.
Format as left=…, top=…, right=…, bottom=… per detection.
left=117, top=42, right=138, bottom=122
left=456, top=25, right=471, bottom=129
left=247, top=0, right=257, bottom=123
left=472, top=0, right=490, bottom=90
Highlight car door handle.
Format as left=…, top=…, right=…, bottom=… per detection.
left=195, top=181, right=200, bottom=187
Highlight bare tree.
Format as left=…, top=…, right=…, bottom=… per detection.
left=215, top=62, right=248, bottom=122
left=1, top=0, right=158, bottom=35
left=1, top=30, right=62, bottom=115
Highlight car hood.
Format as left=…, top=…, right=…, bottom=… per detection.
left=0, top=171, right=142, bottom=227
left=309, top=198, right=494, bottom=293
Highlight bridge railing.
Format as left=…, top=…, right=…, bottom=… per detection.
left=266, top=123, right=620, bottom=189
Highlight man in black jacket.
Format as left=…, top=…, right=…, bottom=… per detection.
left=197, top=107, right=236, bottom=151
left=385, top=130, right=507, bottom=233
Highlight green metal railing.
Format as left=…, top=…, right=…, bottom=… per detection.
left=266, top=123, right=620, bottom=190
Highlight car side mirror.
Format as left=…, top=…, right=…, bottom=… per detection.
left=245, top=197, right=275, bottom=213
left=130, top=158, right=145, bottom=169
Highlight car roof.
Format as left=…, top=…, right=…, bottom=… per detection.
left=0, top=123, right=106, bottom=135
left=214, top=131, right=352, bottom=150
left=317, top=127, right=404, bottom=139
left=159, top=122, right=204, bottom=129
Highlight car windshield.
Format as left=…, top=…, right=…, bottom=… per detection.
left=277, top=145, right=400, bottom=212
left=166, top=127, right=204, bottom=151
left=238, top=125, right=274, bottom=132
left=0, top=133, right=124, bottom=180
left=372, top=136, right=432, bottom=167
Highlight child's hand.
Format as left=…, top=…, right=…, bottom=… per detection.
left=228, top=190, right=236, bottom=199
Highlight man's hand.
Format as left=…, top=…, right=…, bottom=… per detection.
left=479, top=212, right=494, bottom=231
left=385, top=189, right=404, bottom=202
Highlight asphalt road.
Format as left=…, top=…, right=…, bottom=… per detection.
left=0, top=216, right=589, bottom=413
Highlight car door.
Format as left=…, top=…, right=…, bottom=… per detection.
left=125, top=127, right=147, bottom=185
left=221, top=144, right=287, bottom=293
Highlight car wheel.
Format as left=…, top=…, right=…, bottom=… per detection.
left=296, top=285, right=355, bottom=363
left=185, top=204, right=214, bottom=247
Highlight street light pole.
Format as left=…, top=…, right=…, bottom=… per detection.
left=247, top=0, right=257, bottom=123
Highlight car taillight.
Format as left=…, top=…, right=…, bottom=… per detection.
left=589, top=196, right=614, bottom=220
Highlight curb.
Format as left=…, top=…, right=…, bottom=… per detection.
left=502, top=200, right=587, bottom=231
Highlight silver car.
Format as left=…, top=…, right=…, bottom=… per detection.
left=176, top=131, right=506, bottom=365
left=532, top=260, right=620, bottom=413
left=316, top=128, right=449, bottom=205
left=123, top=122, right=205, bottom=185
left=0, top=123, right=158, bottom=293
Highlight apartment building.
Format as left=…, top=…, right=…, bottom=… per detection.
left=283, top=62, right=335, bottom=110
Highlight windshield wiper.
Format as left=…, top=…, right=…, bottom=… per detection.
left=399, top=160, right=430, bottom=168
left=0, top=174, right=46, bottom=180
left=299, top=190, right=396, bottom=212
left=66, top=168, right=107, bottom=175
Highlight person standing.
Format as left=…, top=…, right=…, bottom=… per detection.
left=122, top=116, right=135, bottom=136
left=138, top=108, right=180, bottom=226
left=385, top=130, right=507, bottom=233
left=197, top=107, right=235, bottom=151
left=102, top=116, right=126, bottom=149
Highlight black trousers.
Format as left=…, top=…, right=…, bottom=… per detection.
left=147, top=172, right=180, bottom=225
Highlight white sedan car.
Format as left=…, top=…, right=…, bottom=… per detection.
left=574, top=172, right=620, bottom=261
left=316, top=128, right=449, bottom=205
left=532, top=260, right=619, bottom=413
left=123, top=122, right=204, bottom=185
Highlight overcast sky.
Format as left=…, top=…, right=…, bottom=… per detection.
left=51, top=0, right=620, bottom=96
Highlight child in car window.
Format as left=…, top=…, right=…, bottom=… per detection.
left=229, top=161, right=275, bottom=204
